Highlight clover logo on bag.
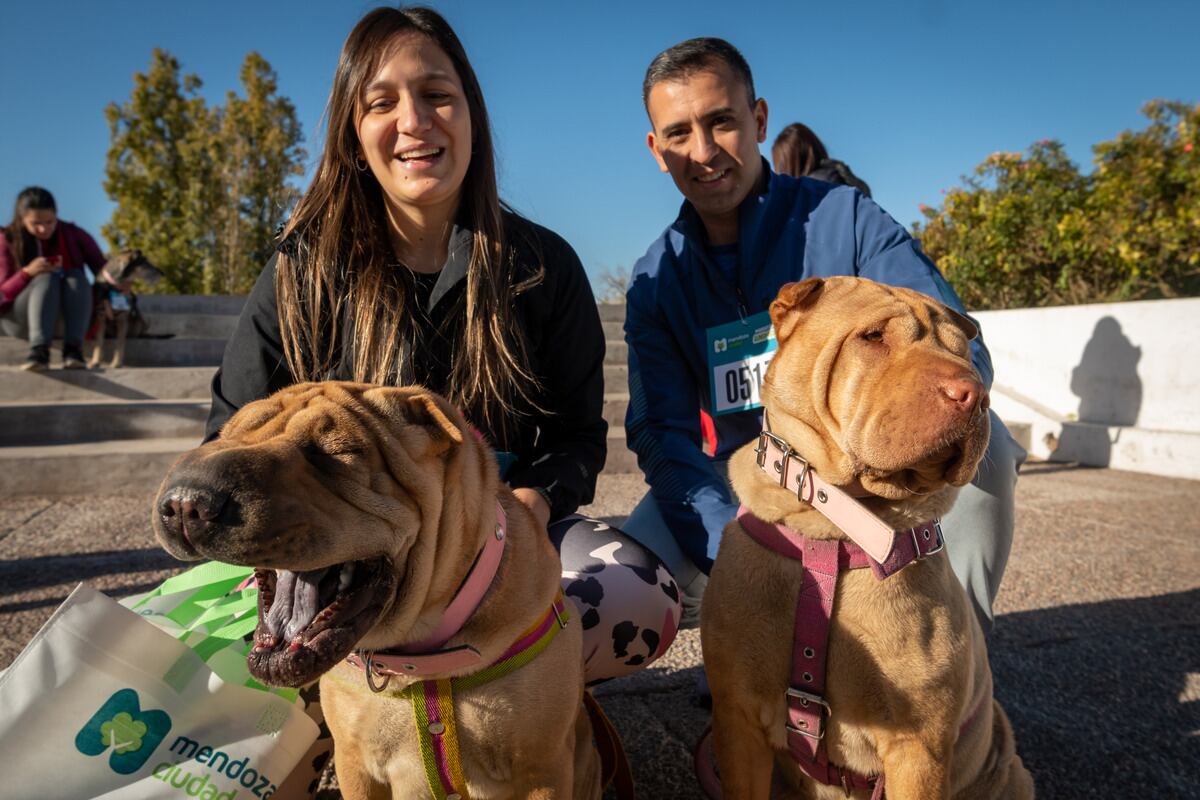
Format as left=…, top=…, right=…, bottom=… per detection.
left=74, top=688, right=172, bottom=774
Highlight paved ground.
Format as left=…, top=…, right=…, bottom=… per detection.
left=2, top=463, right=1197, bottom=798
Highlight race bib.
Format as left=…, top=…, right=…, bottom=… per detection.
left=706, top=311, right=776, bottom=415
left=108, top=290, right=130, bottom=312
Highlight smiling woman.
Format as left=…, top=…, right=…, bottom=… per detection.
left=199, top=5, right=680, bottom=796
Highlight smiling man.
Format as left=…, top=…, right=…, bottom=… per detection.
left=621, top=37, right=1026, bottom=633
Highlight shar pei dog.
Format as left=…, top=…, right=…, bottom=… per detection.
left=152, top=382, right=604, bottom=799
left=701, top=277, right=1033, bottom=799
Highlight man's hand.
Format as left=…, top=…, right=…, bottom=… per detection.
left=511, top=487, right=551, bottom=531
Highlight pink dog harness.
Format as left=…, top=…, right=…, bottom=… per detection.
left=745, top=424, right=950, bottom=798
left=343, top=500, right=570, bottom=800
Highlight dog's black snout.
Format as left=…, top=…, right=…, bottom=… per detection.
left=158, top=485, right=230, bottom=542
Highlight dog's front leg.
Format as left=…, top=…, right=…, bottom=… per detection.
left=334, top=745, right=390, bottom=800
left=516, top=747, right=576, bottom=800
left=110, top=313, right=129, bottom=368
left=876, top=735, right=951, bottom=800
left=88, top=311, right=107, bottom=369
left=711, top=703, right=775, bottom=800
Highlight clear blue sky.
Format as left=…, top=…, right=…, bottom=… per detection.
left=2, top=0, right=1197, bottom=290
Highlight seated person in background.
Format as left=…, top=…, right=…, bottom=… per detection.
left=772, top=121, right=872, bottom=197
left=0, top=187, right=105, bottom=371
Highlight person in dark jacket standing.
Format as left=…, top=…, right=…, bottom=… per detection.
left=207, top=6, right=679, bottom=686
left=772, top=122, right=872, bottom=197
left=623, top=37, right=1024, bottom=633
left=0, top=187, right=104, bottom=370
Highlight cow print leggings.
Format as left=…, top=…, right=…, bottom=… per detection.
left=549, top=514, right=682, bottom=683
left=276, top=516, right=681, bottom=797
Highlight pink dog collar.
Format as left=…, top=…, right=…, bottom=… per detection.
left=346, top=500, right=508, bottom=681
left=753, top=419, right=939, bottom=565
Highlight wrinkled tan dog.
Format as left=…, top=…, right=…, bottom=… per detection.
left=702, top=278, right=1033, bottom=799
left=152, top=382, right=601, bottom=799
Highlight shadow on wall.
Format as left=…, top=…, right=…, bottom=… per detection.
left=1050, top=316, right=1143, bottom=466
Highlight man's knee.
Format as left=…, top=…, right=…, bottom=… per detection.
left=942, top=413, right=1025, bottom=630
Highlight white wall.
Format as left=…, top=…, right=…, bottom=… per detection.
left=976, top=298, right=1200, bottom=480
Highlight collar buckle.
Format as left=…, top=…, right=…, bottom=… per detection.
left=910, top=520, right=945, bottom=561
left=785, top=687, right=830, bottom=740
left=754, top=429, right=788, bottom=468
left=756, top=430, right=812, bottom=503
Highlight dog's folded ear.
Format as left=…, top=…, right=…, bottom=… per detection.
left=394, top=391, right=465, bottom=454
left=769, top=278, right=825, bottom=338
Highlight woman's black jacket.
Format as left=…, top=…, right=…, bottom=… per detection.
left=204, top=212, right=607, bottom=522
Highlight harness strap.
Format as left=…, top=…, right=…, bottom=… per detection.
left=401, top=591, right=570, bottom=800
left=736, top=507, right=946, bottom=797
left=583, top=691, right=636, bottom=799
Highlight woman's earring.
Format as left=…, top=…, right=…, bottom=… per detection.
left=355, top=156, right=369, bottom=172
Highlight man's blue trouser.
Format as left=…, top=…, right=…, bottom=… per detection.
left=622, top=411, right=1027, bottom=632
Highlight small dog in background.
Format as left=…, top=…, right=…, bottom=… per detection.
left=88, top=250, right=163, bottom=369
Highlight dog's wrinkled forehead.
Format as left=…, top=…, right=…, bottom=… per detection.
left=219, top=383, right=464, bottom=460
left=770, top=277, right=977, bottom=350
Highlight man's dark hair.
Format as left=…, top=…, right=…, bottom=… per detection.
left=642, top=37, right=756, bottom=115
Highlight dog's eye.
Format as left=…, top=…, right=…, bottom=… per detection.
left=304, top=441, right=366, bottom=465
left=861, top=330, right=884, bottom=342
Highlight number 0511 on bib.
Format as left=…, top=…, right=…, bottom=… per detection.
left=706, top=311, right=777, bottom=416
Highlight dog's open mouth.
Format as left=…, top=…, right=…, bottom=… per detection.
left=248, top=557, right=396, bottom=687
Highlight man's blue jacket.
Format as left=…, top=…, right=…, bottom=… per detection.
left=624, top=166, right=993, bottom=572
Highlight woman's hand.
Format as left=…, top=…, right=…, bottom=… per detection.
left=511, top=487, right=551, bottom=531
left=22, top=257, right=59, bottom=277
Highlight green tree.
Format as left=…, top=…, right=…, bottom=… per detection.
left=915, top=100, right=1200, bottom=309
left=104, top=49, right=305, bottom=294
left=210, top=52, right=306, bottom=294
left=103, top=49, right=219, bottom=293
left=1086, top=100, right=1200, bottom=301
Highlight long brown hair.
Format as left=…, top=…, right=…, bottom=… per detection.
left=277, top=6, right=542, bottom=436
left=772, top=123, right=829, bottom=178
left=6, top=187, right=56, bottom=267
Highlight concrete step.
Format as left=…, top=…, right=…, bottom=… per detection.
left=603, top=394, right=629, bottom=427
left=0, top=366, right=215, bottom=402
left=0, top=400, right=209, bottom=446
left=0, top=337, right=226, bottom=368
left=603, top=363, right=627, bottom=387
left=0, top=438, right=193, bottom=496
left=137, top=295, right=246, bottom=315
left=597, top=303, right=625, bottom=323
left=142, top=312, right=238, bottom=339
left=602, top=319, right=623, bottom=340
left=604, top=428, right=637, bottom=474
left=0, top=434, right=639, bottom=496
left=605, top=340, right=627, bottom=365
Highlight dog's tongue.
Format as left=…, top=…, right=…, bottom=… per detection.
left=264, top=568, right=330, bottom=642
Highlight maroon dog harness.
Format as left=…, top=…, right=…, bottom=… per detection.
left=744, top=422, right=952, bottom=798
